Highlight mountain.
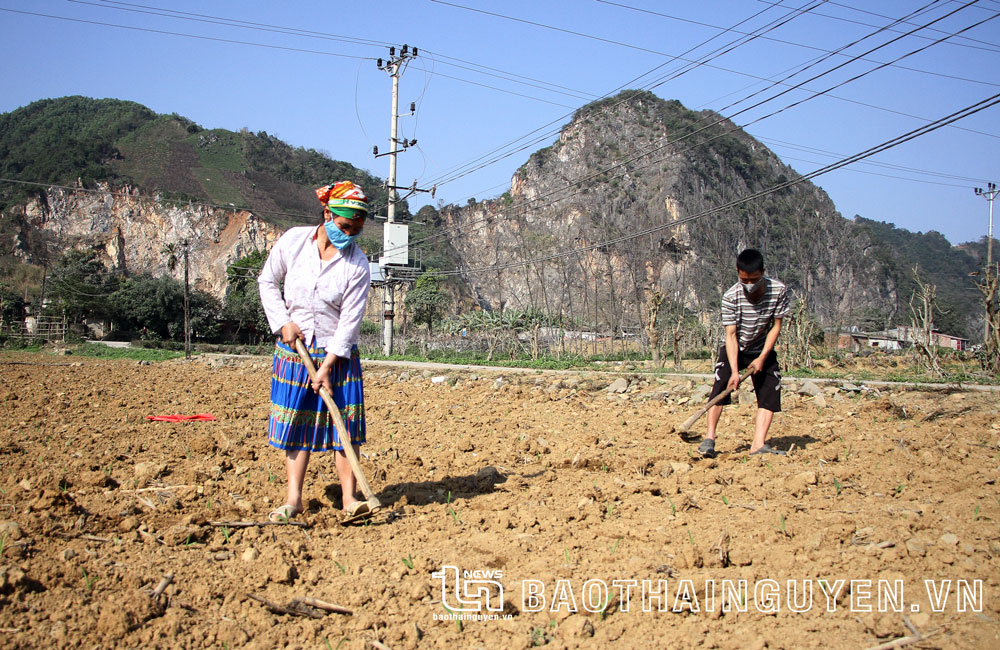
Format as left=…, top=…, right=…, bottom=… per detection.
left=437, top=90, right=986, bottom=341
left=0, top=96, right=412, bottom=299
left=0, top=94, right=988, bottom=341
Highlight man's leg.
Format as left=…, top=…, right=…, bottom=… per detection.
left=705, top=404, right=723, bottom=440
left=749, top=408, right=775, bottom=453
left=285, top=449, right=310, bottom=513
left=335, top=445, right=361, bottom=510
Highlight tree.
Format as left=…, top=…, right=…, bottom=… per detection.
left=975, top=263, right=1000, bottom=376
left=405, top=272, right=451, bottom=336
left=47, top=249, right=119, bottom=322
left=110, top=273, right=183, bottom=339
left=224, top=250, right=269, bottom=343
left=907, top=268, right=943, bottom=377
left=644, top=287, right=664, bottom=367
left=0, top=284, right=25, bottom=326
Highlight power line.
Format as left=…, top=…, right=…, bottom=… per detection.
left=426, top=90, right=1000, bottom=278
left=597, top=0, right=1000, bottom=88
left=419, top=0, right=821, bottom=191
left=395, top=4, right=989, bottom=258
left=0, top=8, right=377, bottom=61
left=754, top=0, right=1000, bottom=52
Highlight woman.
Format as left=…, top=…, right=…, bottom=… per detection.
left=257, top=180, right=372, bottom=521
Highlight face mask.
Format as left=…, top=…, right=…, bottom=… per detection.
left=741, top=277, right=766, bottom=295
left=324, top=220, right=359, bottom=250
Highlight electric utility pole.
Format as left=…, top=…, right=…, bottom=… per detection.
left=182, top=239, right=190, bottom=359
left=975, top=182, right=998, bottom=341
left=374, top=44, right=434, bottom=355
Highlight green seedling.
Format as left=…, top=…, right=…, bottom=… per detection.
left=599, top=592, right=614, bottom=620
left=443, top=604, right=463, bottom=632
left=448, top=507, right=460, bottom=525
left=564, top=547, right=571, bottom=565
left=833, top=477, right=842, bottom=496
left=446, top=490, right=452, bottom=504
left=334, top=561, right=346, bottom=575
left=667, top=496, right=676, bottom=516
left=974, top=505, right=981, bottom=521
left=610, top=538, right=621, bottom=555
left=0, top=532, right=7, bottom=558
left=402, top=554, right=414, bottom=570
left=268, top=471, right=277, bottom=483
left=58, top=477, right=70, bottom=493
left=207, top=498, right=214, bottom=509
left=895, top=484, right=905, bottom=495
left=687, top=530, right=695, bottom=545
left=184, top=534, right=194, bottom=547
left=82, top=568, right=95, bottom=592
left=606, top=502, right=616, bottom=517
left=221, top=526, right=230, bottom=544
left=721, top=495, right=729, bottom=506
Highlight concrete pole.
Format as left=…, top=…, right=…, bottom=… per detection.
left=183, top=240, right=190, bottom=359
left=976, top=183, right=997, bottom=343
left=383, top=57, right=402, bottom=356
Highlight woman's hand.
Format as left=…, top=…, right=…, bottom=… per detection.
left=280, top=321, right=304, bottom=345
left=311, top=363, right=334, bottom=395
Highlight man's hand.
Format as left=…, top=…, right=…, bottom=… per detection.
left=280, top=321, right=304, bottom=345
left=311, top=365, right=333, bottom=395
left=747, top=356, right=766, bottom=375
left=727, top=368, right=741, bottom=392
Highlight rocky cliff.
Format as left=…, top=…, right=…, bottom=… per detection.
left=16, top=182, right=282, bottom=297
left=440, top=91, right=898, bottom=332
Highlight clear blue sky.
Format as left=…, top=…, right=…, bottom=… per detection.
left=2, top=0, right=999, bottom=246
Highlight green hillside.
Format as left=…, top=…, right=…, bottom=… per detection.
left=0, top=96, right=404, bottom=229
left=855, top=217, right=984, bottom=339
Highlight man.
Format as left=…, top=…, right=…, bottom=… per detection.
left=699, top=248, right=790, bottom=457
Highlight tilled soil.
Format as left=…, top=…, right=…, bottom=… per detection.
left=0, top=352, right=998, bottom=649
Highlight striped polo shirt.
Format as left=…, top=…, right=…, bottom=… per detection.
left=721, top=278, right=791, bottom=351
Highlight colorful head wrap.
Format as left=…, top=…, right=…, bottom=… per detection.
left=315, top=181, right=368, bottom=220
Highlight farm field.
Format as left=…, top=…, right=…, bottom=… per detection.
left=0, top=351, right=998, bottom=649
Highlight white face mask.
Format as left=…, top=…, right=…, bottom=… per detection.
left=741, top=277, right=766, bottom=295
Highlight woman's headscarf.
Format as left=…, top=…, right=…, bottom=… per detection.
left=315, top=181, right=369, bottom=220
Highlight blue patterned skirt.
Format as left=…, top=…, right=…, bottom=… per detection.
left=267, top=340, right=366, bottom=452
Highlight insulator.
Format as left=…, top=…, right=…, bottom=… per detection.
left=373, top=145, right=379, bottom=156
left=390, top=46, right=395, bottom=56
left=413, top=47, right=418, bottom=57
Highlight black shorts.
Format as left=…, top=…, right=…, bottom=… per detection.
left=708, top=344, right=782, bottom=412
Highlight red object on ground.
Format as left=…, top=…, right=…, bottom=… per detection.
left=146, top=414, right=217, bottom=422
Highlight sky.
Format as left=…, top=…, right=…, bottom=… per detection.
left=1, top=0, right=999, bottom=246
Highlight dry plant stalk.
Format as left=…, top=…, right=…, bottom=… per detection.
left=644, top=287, right=664, bottom=368
left=975, top=263, right=1000, bottom=376
left=907, top=267, right=943, bottom=377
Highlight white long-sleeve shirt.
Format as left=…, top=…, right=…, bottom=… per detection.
left=257, top=226, right=371, bottom=359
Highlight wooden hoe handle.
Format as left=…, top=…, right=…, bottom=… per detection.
left=293, top=339, right=380, bottom=505
left=678, top=369, right=755, bottom=432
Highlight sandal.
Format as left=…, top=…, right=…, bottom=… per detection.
left=341, top=500, right=373, bottom=525
left=268, top=504, right=300, bottom=523
left=749, top=444, right=787, bottom=456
